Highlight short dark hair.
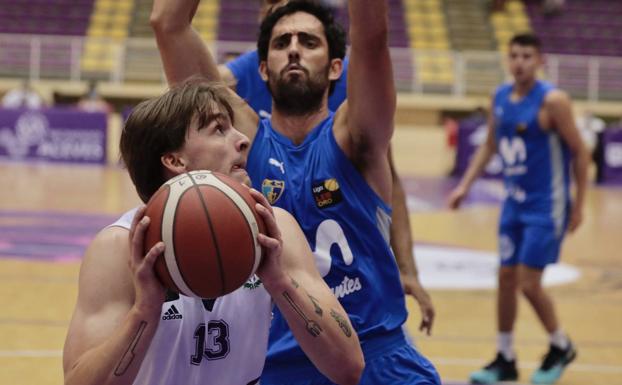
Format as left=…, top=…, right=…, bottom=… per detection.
left=509, top=33, right=542, bottom=51
left=120, top=78, right=237, bottom=203
left=257, top=0, right=346, bottom=93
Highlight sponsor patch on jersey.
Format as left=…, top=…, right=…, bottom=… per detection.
left=312, top=178, right=342, bottom=209
left=262, top=179, right=285, bottom=204
left=243, top=275, right=262, bottom=290
left=516, top=122, right=528, bottom=135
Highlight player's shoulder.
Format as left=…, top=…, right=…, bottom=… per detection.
left=226, top=50, right=259, bottom=70
left=81, top=211, right=133, bottom=277
left=493, top=82, right=513, bottom=99
left=77, top=225, right=133, bottom=306
left=544, top=88, right=570, bottom=103
left=543, top=87, right=571, bottom=111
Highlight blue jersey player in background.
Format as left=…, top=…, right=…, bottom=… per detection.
left=218, top=0, right=435, bottom=340
left=448, top=33, right=589, bottom=385
left=151, top=0, right=440, bottom=384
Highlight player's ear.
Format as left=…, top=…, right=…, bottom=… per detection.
left=161, top=152, right=187, bottom=175
left=259, top=61, right=269, bottom=82
left=329, top=58, right=343, bottom=82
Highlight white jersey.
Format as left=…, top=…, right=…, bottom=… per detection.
left=109, top=208, right=273, bottom=385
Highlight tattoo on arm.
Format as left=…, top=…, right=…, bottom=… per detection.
left=307, top=294, right=323, bottom=317
left=114, top=321, right=147, bottom=376
left=290, top=277, right=299, bottom=288
left=283, top=292, right=323, bottom=337
left=330, top=309, right=352, bottom=338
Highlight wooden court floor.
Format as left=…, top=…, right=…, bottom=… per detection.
left=1, top=126, right=620, bottom=385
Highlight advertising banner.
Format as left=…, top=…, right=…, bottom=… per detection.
left=601, top=126, right=622, bottom=184
left=0, top=108, right=107, bottom=164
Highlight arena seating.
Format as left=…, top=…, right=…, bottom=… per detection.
left=0, top=0, right=619, bottom=103
left=525, top=0, right=622, bottom=100
left=403, top=0, right=453, bottom=93
left=0, top=0, right=95, bottom=79
left=0, top=0, right=94, bottom=36
left=490, top=0, right=531, bottom=52
left=81, top=0, right=134, bottom=77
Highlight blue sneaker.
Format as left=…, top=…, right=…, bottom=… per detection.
left=470, top=353, right=518, bottom=384
left=531, top=342, right=577, bottom=384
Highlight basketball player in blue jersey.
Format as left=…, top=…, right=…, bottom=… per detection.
left=151, top=0, right=440, bottom=384
left=448, top=33, right=589, bottom=385
left=219, top=0, right=435, bottom=337
left=63, top=80, right=363, bottom=385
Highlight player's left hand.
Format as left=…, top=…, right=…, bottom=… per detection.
left=249, top=188, right=285, bottom=282
left=401, top=274, right=435, bottom=335
left=568, top=206, right=583, bottom=232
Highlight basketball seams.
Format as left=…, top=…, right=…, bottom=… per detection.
left=188, top=173, right=227, bottom=297
left=150, top=185, right=182, bottom=294
left=162, top=175, right=201, bottom=298
left=204, top=173, right=262, bottom=280
left=204, top=184, right=256, bottom=290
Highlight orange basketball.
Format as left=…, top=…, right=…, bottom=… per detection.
left=143, top=170, right=265, bottom=299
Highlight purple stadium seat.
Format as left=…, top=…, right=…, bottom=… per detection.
left=0, top=0, right=94, bottom=36
left=527, top=0, right=622, bottom=57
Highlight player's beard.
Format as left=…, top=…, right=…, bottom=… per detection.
left=267, top=63, right=329, bottom=116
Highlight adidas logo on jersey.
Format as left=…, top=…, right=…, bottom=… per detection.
left=162, top=304, right=183, bottom=320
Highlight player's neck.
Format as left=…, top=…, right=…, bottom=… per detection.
left=512, top=77, right=537, bottom=97
left=271, top=106, right=330, bottom=146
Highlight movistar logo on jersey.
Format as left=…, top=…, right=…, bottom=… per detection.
left=243, top=275, right=262, bottom=290
left=162, top=304, right=183, bottom=320
left=262, top=179, right=285, bottom=204
left=312, top=178, right=342, bottom=209
left=499, top=136, right=528, bottom=176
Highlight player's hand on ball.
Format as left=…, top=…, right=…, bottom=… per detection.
left=248, top=188, right=284, bottom=282
left=129, top=206, right=166, bottom=314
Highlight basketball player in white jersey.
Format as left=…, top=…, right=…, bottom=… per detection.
left=62, top=80, right=364, bottom=385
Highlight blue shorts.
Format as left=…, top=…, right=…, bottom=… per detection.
left=261, top=329, right=440, bottom=385
left=499, top=214, right=566, bottom=269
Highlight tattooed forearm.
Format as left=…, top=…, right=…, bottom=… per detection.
left=283, top=292, right=323, bottom=337
left=290, top=276, right=299, bottom=288
left=307, top=294, right=323, bottom=317
left=114, top=321, right=147, bottom=376
left=330, top=309, right=352, bottom=338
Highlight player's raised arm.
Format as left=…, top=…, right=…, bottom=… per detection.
left=333, top=0, right=394, bottom=202
left=150, top=0, right=259, bottom=140
left=250, top=190, right=364, bottom=385
left=150, top=0, right=218, bottom=86
left=63, top=209, right=166, bottom=385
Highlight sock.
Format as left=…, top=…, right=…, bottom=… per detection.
left=550, top=329, right=569, bottom=350
left=497, top=332, right=515, bottom=361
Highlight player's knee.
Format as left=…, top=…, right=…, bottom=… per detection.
left=519, top=278, right=542, bottom=298
left=498, top=268, right=518, bottom=291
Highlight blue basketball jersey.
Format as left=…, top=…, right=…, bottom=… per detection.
left=246, top=114, right=408, bottom=377
left=226, top=50, right=348, bottom=117
left=493, top=80, right=571, bottom=233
